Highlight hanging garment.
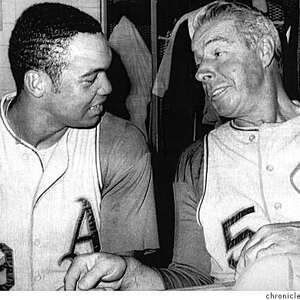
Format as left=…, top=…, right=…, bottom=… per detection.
left=104, top=48, right=131, bottom=120
left=152, top=4, right=211, bottom=97
left=109, top=16, right=152, bottom=138
left=153, top=7, right=220, bottom=126
left=161, top=20, right=215, bottom=173
left=274, top=0, right=299, bottom=100
left=252, top=0, right=268, bottom=12
left=152, top=10, right=196, bottom=99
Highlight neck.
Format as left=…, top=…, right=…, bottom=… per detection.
left=276, top=84, right=300, bottom=121
left=234, top=69, right=299, bottom=127
left=7, top=94, right=67, bottom=149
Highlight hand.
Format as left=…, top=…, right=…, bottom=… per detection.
left=237, top=222, right=300, bottom=274
left=64, top=252, right=127, bottom=290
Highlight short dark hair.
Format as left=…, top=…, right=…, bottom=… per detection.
left=9, top=2, right=103, bottom=94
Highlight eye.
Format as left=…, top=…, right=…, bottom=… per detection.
left=214, top=50, right=225, bottom=57
left=83, top=77, right=96, bottom=86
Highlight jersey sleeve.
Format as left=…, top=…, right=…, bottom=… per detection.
left=98, top=113, right=159, bottom=254
left=158, top=139, right=214, bottom=289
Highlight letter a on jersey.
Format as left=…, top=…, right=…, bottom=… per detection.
left=59, top=198, right=100, bottom=264
left=0, top=243, right=14, bottom=290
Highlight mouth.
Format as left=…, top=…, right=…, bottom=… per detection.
left=210, top=86, right=229, bottom=99
left=89, top=103, right=103, bottom=113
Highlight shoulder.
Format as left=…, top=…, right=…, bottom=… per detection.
left=175, top=138, right=205, bottom=184
left=176, top=123, right=230, bottom=178
left=99, top=112, right=149, bottom=162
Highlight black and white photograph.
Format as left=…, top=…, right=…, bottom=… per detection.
left=0, top=0, right=300, bottom=297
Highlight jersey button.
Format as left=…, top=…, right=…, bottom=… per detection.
left=266, top=164, right=274, bottom=172
left=249, top=134, right=256, bottom=142
left=22, top=153, right=29, bottom=160
left=33, top=239, right=41, bottom=247
left=34, top=273, right=42, bottom=282
left=274, top=202, right=282, bottom=210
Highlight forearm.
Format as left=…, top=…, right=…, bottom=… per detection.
left=121, top=256, right=165, bottom=290
left=121, top=257, right=214, bottom=290
left=156, top=263, right=214, bottom=290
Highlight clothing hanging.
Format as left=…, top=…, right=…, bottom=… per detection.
left=109, top=16, right=152, bottom=139
left=160, top=19, right=215, bottom=165
left=152, top=7, right=220, bottom=127
left=104, top=48, right=131, bottom=120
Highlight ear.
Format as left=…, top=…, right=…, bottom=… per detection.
left=24, top=70, right=46, bottom=98
left=257, top=36, right=276, bottom=69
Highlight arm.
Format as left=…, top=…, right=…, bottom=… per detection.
left=64, top=252, right=165, bottom=290
left=157, top=139, right=214, bottom=289
left=64, top=137, right=212, bottom=290
left=98, top=114, right=159, bottom=255
left=99, top=136, right=214, bottom=289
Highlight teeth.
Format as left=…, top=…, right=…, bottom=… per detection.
left=212, top=87, right=227, bottom=97
left=90, top=104, right=100, bottom=111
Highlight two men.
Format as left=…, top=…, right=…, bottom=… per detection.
left=1, top=2, right=158, bottom=290
left=65, top=1, right=300, bottom=290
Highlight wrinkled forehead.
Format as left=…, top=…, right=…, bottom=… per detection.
left=191, top=19, right=237, bottom=53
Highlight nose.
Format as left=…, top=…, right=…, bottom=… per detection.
left=195, top=58, right=216, bottom=83
left=97, top=73, right=112, bottom=96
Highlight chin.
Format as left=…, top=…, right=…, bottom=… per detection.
left=214, top=104, right=238, bottom=119
left=72, top=116, right=102, bottom=129
left=85, top=118, right=102, bottom=128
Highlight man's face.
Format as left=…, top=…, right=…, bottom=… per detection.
left=192, top=19, right=264, bottom=119
left=45, top=32, right=112, bottom=129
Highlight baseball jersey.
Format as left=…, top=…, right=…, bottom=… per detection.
left=197, top=119, right=300, bottom=283
left=0, top=92, right=159, bottom=290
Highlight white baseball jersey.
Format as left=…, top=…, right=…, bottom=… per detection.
left=197, top=119, right=300, bottom=283
left=0, top=92, right=159, bottom=290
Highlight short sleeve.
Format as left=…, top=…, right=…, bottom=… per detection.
left=98, top=113, right=159, bottom=254
left=171, top=139, right=212, bottom=277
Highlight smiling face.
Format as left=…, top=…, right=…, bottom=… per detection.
left=192, top=19, right=265, bottom=121
left=44, top=32, right=112, bottom=129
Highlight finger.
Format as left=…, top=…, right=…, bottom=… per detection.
left=65, top=254, right=100, bottom=290
left=237, top=254, right=246, bottom=271
left=256, top=243, right=287, bottom=260
left=92, top=286, right=115, bottom=291
left=96, top=280, right=122, bottom=290
left=241, top=225, right=270, bottom=254
left=243, top=239, right=276, bottom=267
left=239, top=224, right=274, bottom=264
left=239, top=236, right=263, bottom=268
left=103, top=287, right=115, bottom=291
left=101, top=257, right=127, bottom=282
left=78, top=256, right=126, bottom=290
left=64, top=259, right=87, bottom=290
left=236, top=242, right=274, bottom=279
left=77, top=264, right=105, bottom=290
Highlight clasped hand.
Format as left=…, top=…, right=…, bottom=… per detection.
left=237, top=222, right=300, bottom=274
left=64, top=252, right=127, bottom=290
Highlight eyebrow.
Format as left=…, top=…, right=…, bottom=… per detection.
left=204, top=36, right=232, bottom=47
left=192, top=35, right=231, bottom=52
